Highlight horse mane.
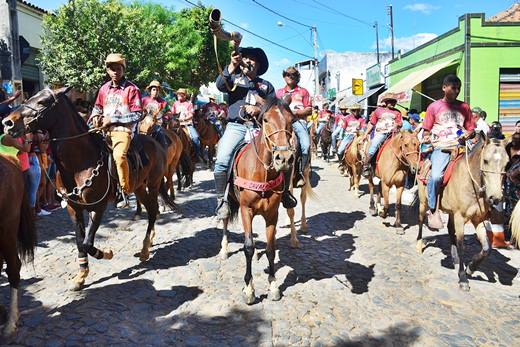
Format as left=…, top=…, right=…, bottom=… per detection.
left=259, top=96, right=291, bottom=120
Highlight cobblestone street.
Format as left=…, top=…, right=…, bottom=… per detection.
left=2, top=158, right=520, bottom=346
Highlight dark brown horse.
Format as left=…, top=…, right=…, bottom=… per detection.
left=364, top=131, right=420, bottom=233
left=170, top=117, right=195, bottom=189
left=219, top=97, right=294, bottom=304
left=2, top=87, right=175, bottom=291
left=194, top=111, right=219, bottom=168
left=318, top=117, right=334, bottom=161
left=417, top=135, right=508, bottom=291
left=0, top=155, right=36, bottom=338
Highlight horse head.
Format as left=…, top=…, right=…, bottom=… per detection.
left=138, top=111, right=155, bottom=135
left=260, top=97, right=295, bottom=172
left=480, top=135, right=508, bottom=205
left=2, top=87, right=72, bottom=137
left=398, top=131, right=421, bottom=173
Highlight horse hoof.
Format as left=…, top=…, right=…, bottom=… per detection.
left=139, top=251, right=150, bottom=262
left=466, top=267, right=474, bottom=276
left=290, top=239, right=301, bottom=249
left=103, top=249, right=114, bottom=260
left=219, top=250, right=228, bottom=260
left=459, top=282, right=470, bottom=291
left=243, top=292, right=256, bottom=305
left=71, top=281, right=85, bottom=292
left=369, top=208, right=377, bottom=216
left=416, top=240, right=424, bottom=254
left=269, top=288, right=282, bottom=301
left=395, top=227, right=405, bottom=235
left=378, top=212, right=387, bottom=219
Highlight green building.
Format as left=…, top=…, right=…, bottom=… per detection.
left=385, top=4, right=520, bottom=132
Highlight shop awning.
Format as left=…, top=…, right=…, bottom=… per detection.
left=384, top=59, right=458, bottom=101
left=338, top=85, right=384, bottom=106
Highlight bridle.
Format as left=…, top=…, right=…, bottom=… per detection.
left=391, top=133, right=420, bottom=169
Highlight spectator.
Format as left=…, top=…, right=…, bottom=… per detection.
left=0, top=88, right=21, bottom=120
left=472, top=107, right=490, bottom=134
left=488, top=121, right=505, bottom=140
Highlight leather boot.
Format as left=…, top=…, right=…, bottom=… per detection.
left=295, top=154, right=309, bottom=188
left=362, top=155, right=372, bottom=178
left=214, top=172, right=230, bottom=220
left=282, top=170, right=297, bottom=209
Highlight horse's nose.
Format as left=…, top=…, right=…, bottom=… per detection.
left=2, top=118, right=13, bottom=129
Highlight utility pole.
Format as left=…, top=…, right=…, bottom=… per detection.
left=374, top=21, right=380, bottom=64
left=387, top=4, right=395, bottom=59
left=311, top=26, right=319, bottom=97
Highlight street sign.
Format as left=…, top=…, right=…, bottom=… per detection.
left=352, top=78, right=364, bottom=96
left=327, top=88, right=336, bottom=100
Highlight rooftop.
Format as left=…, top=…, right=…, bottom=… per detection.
left=488, top=2, right=520, bottom=22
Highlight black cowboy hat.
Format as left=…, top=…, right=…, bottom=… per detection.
left=239, top=47, right=269, bottom=76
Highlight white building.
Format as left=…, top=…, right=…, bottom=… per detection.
left=0, top=0, right=47, bottom=97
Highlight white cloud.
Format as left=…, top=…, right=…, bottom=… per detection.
left=274, top=57, right=291, bottom=67
left=404, top=3, right=440, bottom=14
left=376, top=33, right=438, bottom=52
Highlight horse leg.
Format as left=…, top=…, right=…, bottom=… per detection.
left=220, top=217, right=229, bottom=260
left=453, top=213, right=470, bottom=291
left=135, top=186, right=158, bottom=262
left=83, top=209, right=112, bottom=261
left=0, top=256, right=5, bottom=324
left=300, top=175, right=309, bottom=233
left=2, top=239, right=21, bottom=338
left=241, top=206, right=255, bottom=305
left=447, top=214, right=459, bottom=267
left=379, top=182, right=389, bottom=219
left=176, top=166, right=183, bottom=191
left=69, top=209, right=90, bottom=291
left=416, top=193, right=428, bottom=254
left=466, top=222, right=491, bottom=276
left=368, top=178, right=377, bottom=216
left=266, top=220, right=281, bottom=301
left=353, top=167, right=361, bottom=197
left=394, top=185, right=404, bottom=234
left=134, top=199, right=142, bottom=221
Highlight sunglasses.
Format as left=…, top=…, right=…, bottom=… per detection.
left=283, top=72, right=299, bottom=78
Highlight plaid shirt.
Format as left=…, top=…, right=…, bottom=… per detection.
left=92, top=79, right=142, bottom=126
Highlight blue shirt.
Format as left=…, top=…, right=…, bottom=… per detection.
left=216, top=66, right=275, bottom=121
left=402, top=119, right=413, bottom=131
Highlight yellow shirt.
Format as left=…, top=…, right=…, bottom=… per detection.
left=307, top=111, right=318, bottom=124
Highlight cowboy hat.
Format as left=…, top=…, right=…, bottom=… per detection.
left=338, top=99, right=349, bottom=109
left=105, top=53, right=126, bottom=69
left=176, top=88, right=188, bottom=95
left=380, top=92, right=398, bottom=103
left=146, top=80, right=161, bottom=91
left=239, top=47, right=269, bottom=76
left=208, top=94, right=217, bottom=100
left=349, top=103, right=362, bottom=110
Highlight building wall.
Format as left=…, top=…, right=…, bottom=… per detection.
left=17, top=3, right=44, bottom=49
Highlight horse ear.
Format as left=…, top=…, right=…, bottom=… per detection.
left=55, top=86, right=73, bottom=97
left=281, top=94, right=292, bottom=105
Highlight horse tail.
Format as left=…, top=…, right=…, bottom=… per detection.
left=159, top=179, right=182, bottom=215
left=228, top=194, right=239, bottom=223
left=509, top=201, right=520, bottom=247
left=179, top=151, right=192, bottom=181
left=17, top=191, right=36, bottom=263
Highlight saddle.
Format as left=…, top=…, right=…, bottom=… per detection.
left=418, top=148, right=464, bottom=186
left=105, top=134, right=149, bottom=180
left=150, top=124, right=172, bottom=150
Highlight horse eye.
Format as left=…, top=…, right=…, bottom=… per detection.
left=483, top=159, right=489, bottom=165
left=263, top=117, right=268, bottom=123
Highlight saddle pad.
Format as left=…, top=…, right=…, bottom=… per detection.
left=417, top=153, right=463, bottom=186
left=442, top=153, right=463, bottom=186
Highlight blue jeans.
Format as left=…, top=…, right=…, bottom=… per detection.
left=331, top=126, right=343, bottom=151
left=427, top=148, right=451, bottom=210
left=214, top=122, right=248, bottom=174
left=27, top=154, right=41, bottom=208
left=368, top=132, right=390, bottom=158
left=186, top=125, right=201, bottom=157
left=317, top=123, right=326, bottom=136
left=292, top=119, right=310, bottom=156
left=337, top=133, right=355, bottom=156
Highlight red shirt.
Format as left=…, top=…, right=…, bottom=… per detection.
left=276, top=85, right=311, bottom=117
left=369, top=107, right=402, bottom=134
left=16, top=137, right=29, bottom=172
left=422, top=99, right=474, bottom=147
left=142, top=96, right=168, bottom=119
left=335, top=113, right=350, bottom=129
left=318, top=110, right=332, bottom=123
left=344, top=115, right=366, bottom=134
left=93, top=80, right=142, bottom=124
left=172, top=100, right=195, bottom=126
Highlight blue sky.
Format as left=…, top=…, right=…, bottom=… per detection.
left=31, top=0, right=516, bottom=87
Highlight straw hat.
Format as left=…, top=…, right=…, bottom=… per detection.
left=380, top=92, right=398, bottom=103
left=176, top=88, right=188, bottom=95
left=146, top=80, right=161, bottom=91
left=349, top=103, right=362, bottom=110
left=105, top=53, right=126, bottom=69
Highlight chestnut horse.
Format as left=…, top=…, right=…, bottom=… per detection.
left=219, top=97, right=295, bottom=304
left=194, top=112, right=219, bottom=168
left=2, top=87, right=176, bottom=291
left=365, top=132, right=420, bottom=233
left=342, top=133, right=366, bottom=197
left=138, top=113, right=184, bottom=203
left=0, top=155, right=36, bottom=338
left=417, top=135, right=508, bottom=291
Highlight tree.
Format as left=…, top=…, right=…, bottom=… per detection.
left=38, top=0, right=232, bottom=93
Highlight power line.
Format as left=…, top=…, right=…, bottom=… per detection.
left=183, top=0, right=314, bottom=59
left=251, top=0, right=311, bottom=28
left=311, top=0, right=373, bottom=27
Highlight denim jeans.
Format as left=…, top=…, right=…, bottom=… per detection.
left=214, top=122, right=248, bottom=174
left=292, top=119, right=310, bottom=156
left=426, top=148, right=451, bottom=210
left=331, top=126, right=343, bottom=151
left=27, top=154, right=41, bottom=208
left=337, top=133, right=355, bottom=156
left=186, top=125, right=201, bottom=156
left=368, top=132, right=390, bottom=158
left=317, top=123, right=326, bottom=136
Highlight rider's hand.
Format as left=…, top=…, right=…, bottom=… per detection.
left=229, top=51, right=242, bottom=71
left=244, top=105, right=260, bottom=117
left=92, top=115, right=101, bottom=128
left=422, top=135, right=431, bottom=144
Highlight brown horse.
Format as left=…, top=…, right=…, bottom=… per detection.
left=2, top=87, right=176, bottom=291
left=138, top=113, right=184, bottom=203
left=287, top=156, right=315, bottom=242
left=342, top=133, right=365, bottom=197
left=170, top=117, right=195, bottom=189
left=0, top=155, right=36, bottom=338
left=194, top=111, right=219, bottom=168
left=417, top=135, right=508, bottom=291
left=219, top=97, right=295, bottom=304
left=365, top=132, right=420, bottom=232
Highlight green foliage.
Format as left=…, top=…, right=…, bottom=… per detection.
left=39, top=0, right=232, bottom=93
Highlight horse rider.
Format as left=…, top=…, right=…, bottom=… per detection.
left=421, top=74, right=475, bottom=229
left=276, top=66, right=312, bottom=187
left=337, top=103, right=366, bottom=170
left=316, top=102, right=332, bottom=136
left=213, top=46, right=298, bottom=219
left=141, top=80, right=170, bottom=148
left=361, top=92, right=402, bottom=177
left=307, top=105, right=319, bottom=132
left=173, top=88, right=202, bottom=161
left=331, top=101, right=350, bottom=155
left=202, top=95, right=224, bottom=137
left=90, top=53, right=142, bottom=208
